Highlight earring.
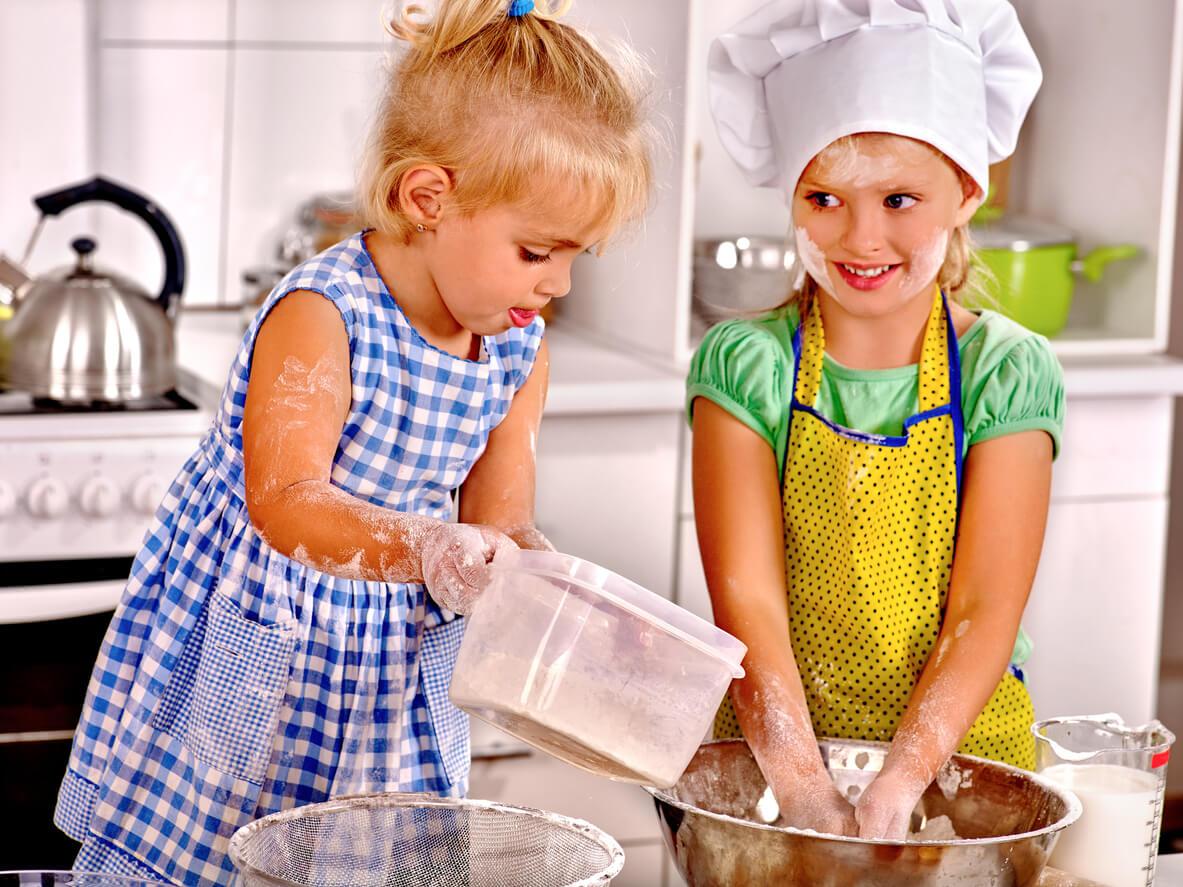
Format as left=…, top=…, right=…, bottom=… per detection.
left=416, top=224, right=426, bottom=232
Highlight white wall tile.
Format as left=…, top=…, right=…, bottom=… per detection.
left=0, top=0, right=95, bottom=280
left=97, top=0, right=229, bottom=43
left=223, top=46, right=386, bottom=302
left=96, top=46, right=228, bottom=307
left=234, top=0, right=390, bottom=44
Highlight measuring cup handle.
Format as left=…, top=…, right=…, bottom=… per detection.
left=32, top=175, right=186, bottom=317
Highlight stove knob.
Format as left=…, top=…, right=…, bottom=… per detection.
left=130, top=474, right=166, bottom=516
left=0, top=481, right=15, bottom=519
left=27, top=476, right=68, bottom=519
left=80, top=475, right=121, bottom=518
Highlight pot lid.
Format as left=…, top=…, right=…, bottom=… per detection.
left=971, top=216, right=1076, bottom=251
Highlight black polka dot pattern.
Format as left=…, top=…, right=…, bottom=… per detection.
left=714, top=289, right=1035, bottom=770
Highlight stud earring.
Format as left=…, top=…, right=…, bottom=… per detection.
left=416, top=224, right=427, bottom=232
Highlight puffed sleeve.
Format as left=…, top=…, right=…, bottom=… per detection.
left=963, top=330, right=1066, bottom=458
left=686, top=314, right=796, bottom=456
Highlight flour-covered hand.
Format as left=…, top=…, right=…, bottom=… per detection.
left=854, top=770, right=927, bottom=840
left=775, top=775, right=858, bottom=837
left=420, top=522, right=518, bottom=614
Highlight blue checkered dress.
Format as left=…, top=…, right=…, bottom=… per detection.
left=53, top=233, right=545, bottom=886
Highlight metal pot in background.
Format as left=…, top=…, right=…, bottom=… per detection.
left=240, top=191, right=358, bottom=327
left=692, top=235, right=797, bottom=327
left=0, top=176, right=186, bottom=403
left=969, top=216, right=1138, bottom=338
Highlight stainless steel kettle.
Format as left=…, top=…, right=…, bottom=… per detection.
left=0, top=176, right=186, bottom=403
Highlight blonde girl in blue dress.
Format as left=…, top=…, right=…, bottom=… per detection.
left=691, top=0, right=1062, bottom=841
left=53, top=1, right=653, bottom=882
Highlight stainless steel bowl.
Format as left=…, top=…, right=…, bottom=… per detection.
left=644, top=738, right=1081, bottom=887
left=692, top=235, right=797, bottom=325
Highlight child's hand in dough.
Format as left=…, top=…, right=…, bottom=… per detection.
left=854, top=769, right=927, bottom=840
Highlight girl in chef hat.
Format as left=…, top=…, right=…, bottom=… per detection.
left=689, top=0, right=1063, bottom=840
left=53, top=2, right=652, bottom=883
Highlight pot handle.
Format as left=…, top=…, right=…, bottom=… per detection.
left=32, top=175, right=186, bottom=318
left=1070, top=244, right=1139, bottom=283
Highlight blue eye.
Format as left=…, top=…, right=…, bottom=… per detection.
left=520, top=247, right=551, bottom=264
left=885, top=194, right=918, bottom=209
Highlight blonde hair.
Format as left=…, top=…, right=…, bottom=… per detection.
left=790, top=134, right=984, bottom=319
left=358, top=0, right=654, bottom=244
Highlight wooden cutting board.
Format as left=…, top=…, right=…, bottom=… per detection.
left=1037, top=867, right=1110, bottom=887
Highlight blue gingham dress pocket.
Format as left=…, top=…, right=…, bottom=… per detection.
left=420, top=617, right=470, bottom=789
left=153, top=589, right=297, bottom=783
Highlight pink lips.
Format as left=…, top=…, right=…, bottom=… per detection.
left=509, top=308, right=539, bottom=327
left=834, top=263, right=899, bottom=291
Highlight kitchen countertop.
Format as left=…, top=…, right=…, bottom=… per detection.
left=175, top=307, right=1183, bottom=417
left=1162, top=852, right=1183, bottom=886
left=1035, top=853, right=1183, bottom=886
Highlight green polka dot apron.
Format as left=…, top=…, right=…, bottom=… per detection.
left=715, top=285, right=1035, bottom=769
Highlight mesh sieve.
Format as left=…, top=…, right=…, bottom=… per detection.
left=228, top=792, right=625, bottom=887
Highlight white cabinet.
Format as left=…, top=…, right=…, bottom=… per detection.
left=1025, top=496, right=1168, bottom=723
left=1025, top=396, right=1174, bottom=724
left=535, top=410, right=681, bottom=597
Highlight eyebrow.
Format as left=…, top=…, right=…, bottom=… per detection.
left=529, top=235, right=586, bottom=249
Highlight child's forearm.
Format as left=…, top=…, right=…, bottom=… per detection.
left=881, top=607, right=1018, bottom=790
left=248, top=477, right=443, bottom=582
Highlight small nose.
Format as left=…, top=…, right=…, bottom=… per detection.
left=840, top=205, right=885, bottom=254
left=538, top=260, right=574, bottom=299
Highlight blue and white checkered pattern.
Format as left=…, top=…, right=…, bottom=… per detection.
left=53, top=233, right=544, bottom=886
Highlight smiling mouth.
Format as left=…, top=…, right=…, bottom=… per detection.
left=839, top=263, right=895, bottom=278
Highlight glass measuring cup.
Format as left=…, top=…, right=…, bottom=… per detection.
left=1032, top=713, right=1175, bottom=887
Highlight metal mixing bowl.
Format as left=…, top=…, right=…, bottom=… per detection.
left=692, top=235, right=797, bottom=326
left=644, top=738, right=1081, bottom=887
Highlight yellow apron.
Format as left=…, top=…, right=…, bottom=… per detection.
left=715, top=286, right=1035, bottom=769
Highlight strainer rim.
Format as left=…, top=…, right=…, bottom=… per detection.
left=228, top=791, right=626, bottom=887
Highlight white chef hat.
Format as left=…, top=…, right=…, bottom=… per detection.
left=707, top=0, right=1042, bottom=200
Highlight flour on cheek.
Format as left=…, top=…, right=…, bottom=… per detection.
left=794, top=226, right=833, bottom=295
left=899, top=228, right=948, bottom=295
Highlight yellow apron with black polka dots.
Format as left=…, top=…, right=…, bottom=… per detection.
left=715, top=286, right=1035, bottom=769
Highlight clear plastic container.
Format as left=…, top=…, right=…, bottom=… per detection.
left=449, top=549, right=746, bottom=788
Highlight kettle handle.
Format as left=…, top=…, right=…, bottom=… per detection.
left=32, top=176, right=186, bottom=317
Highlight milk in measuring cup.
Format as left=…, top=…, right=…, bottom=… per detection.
left=1032, top=714, right=1173, bottom=887
left=1041, top=763, right=1159, bottom=887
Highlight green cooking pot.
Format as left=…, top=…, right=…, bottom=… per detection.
left=968, top=217, right=1139, bottom=338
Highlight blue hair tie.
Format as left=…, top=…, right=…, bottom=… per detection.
left=508, top=0, right=534, bottom=17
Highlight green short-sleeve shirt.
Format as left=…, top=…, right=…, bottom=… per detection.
left=686, top=306, right=1065, bottom=480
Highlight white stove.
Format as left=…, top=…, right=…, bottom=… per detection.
left=0, top=387, right=212, bottom=622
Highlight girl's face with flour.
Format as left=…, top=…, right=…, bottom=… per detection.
left=792, top=133, right=980, bottom=322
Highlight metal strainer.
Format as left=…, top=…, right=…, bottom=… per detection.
left=228, top=792, right=625, bottom=887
